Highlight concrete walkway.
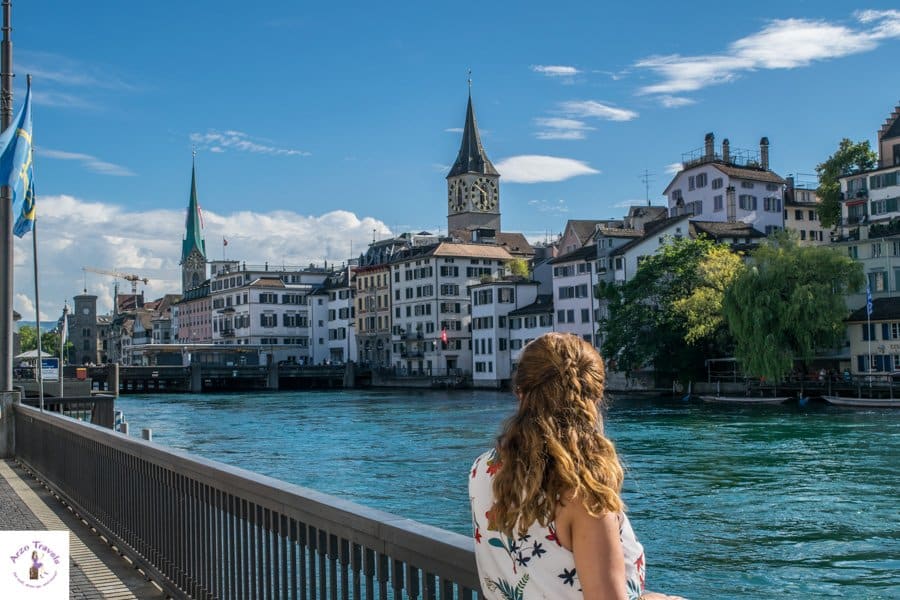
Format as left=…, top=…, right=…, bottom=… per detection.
left=0, top=459, right=167, bottom=599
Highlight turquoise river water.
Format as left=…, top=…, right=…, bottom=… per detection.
left=116, top=390, right=899, bottom=599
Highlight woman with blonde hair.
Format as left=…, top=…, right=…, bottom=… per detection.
left=469, top=333, right=684, bottom=600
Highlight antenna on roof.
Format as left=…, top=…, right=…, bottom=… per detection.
left=639, top=169, right=655, bottom=206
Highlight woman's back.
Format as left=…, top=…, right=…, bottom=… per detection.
left=470, top=448, right=646, bottom=599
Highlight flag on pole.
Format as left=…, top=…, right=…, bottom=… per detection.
left=13, top=176, right=35, bottom=237
left=223, top=237, right=228, bottom=247
left=441, top=327, right=448, bottom=344
left=0, top=78, right=34, bottom=228
left=866, top=283, right=873, bottom=317
left=59, top=309, right=68, bottom=353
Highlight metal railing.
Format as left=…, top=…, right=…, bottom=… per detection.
left=13, top=404, right=480, bottom=599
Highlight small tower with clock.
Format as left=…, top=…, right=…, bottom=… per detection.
left=181, top=158, right=207, bottom=294
left=447, top=90, right=501, bottom=233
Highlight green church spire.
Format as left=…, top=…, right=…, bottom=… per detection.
left=181, top=159, right=206, bottom=262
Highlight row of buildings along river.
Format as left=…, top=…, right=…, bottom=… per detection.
left=50, top=97, right=900, bottom=388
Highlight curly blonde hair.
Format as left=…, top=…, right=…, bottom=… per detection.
left=491, top=332, right=624, bottom=538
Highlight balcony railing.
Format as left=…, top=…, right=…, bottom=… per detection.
left=13, top=404, right=480, bottom=599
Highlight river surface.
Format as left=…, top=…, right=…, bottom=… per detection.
left=115, top=390, right=899, bottom=599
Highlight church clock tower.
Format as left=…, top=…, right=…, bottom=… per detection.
left=181, top=159, right=207, bottom=293
left=447, top=90, right=501, bottom=233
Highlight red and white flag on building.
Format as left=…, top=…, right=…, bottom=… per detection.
left=441, top=328, right=448, bottom=344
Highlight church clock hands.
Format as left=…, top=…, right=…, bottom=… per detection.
left=471, top=178, right=497, bottom=211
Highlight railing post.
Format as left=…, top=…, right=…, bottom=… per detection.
left=0, top=389, right=17, bottom=457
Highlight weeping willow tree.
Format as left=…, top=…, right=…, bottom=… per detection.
left=601, top=236, right=740, bottom=382
left=722, top=233, right=864, bottom=380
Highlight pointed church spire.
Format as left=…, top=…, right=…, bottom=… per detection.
left=182, top=156, right=206, bottom=262
left=448, top=87, right=498, bottom=178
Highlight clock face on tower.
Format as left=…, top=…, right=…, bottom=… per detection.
left=185, top=250, right=204, bottom=269
left=448, top=180, right=466, bottom=212
left=473, top=177, right=498, bottom=211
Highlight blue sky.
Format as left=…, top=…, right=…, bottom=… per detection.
left=9, top=0, right=900, bottom=318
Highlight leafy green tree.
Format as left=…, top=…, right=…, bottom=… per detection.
left=722, top=233, right=864, bottom=380
left=17, top=325, right=68, bottom=358
left=672, top=245, right=744, bottom=344
left=816, top=138, right=877, bottom=228
left=40, top=331, right=66, bottom=357
left=18, top=324, right=38, bottom=351
left=600, top=236, right=738, bottom=382
left=507, top=258, right=530, bottom=278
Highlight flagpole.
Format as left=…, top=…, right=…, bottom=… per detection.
left=59, top=303, right=67, bottom=398
left=32, top=206, right=43, bottom=410
left=0, top=0, right=14, bottom=391
left=867, top=284, right=873, bottom=390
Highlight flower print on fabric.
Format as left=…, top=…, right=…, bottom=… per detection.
left=470, top=448, right=647, bottom=599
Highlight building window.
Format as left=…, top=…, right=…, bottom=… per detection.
left=711, top=177, right=723, bottom=190
left=868, top=271, right=886, bottom=292
left=763, top=197, right=781, bottom=212
left=713, top=195, right=723, bottom=211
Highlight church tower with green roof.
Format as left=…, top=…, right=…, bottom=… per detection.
left=180, top=160, right=207, bottom=293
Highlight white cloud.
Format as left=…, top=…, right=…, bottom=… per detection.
left=526, top=198, right=569, bottom=214
left=665, top=162, right=683, bottom=175
left=534, top=117, right=595, bottom=140
left=38, top=148, right=136, bottom=177
left=19, top=51, right=139, bottom=92
left=13, top=195, right=391, bottom=316
left=190, top=130, right=310, bottom=157
left=444, top=127, right=464, bottom=133
left=31, top=91, right=97, bottom=111
left=558, top=100, right=638, bottom=122
left=531, top=65, right=581, bottom=77
left=636, top=12, right=900, bottom=95
left=613, top=199, right=650, bottom=209
left=658, top=95, right=696, bottom=108
left=14, top=293, right=49, bottom=323
left=495, top=155, right=600, bottom=183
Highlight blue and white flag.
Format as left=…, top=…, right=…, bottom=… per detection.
left=0, top=79, right=33, bottom=235
left=866, top=283, right=873, bottom=317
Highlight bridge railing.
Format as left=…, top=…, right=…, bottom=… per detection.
left=13, top=404, right=480, bottom=599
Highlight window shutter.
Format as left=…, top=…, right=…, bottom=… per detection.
left=863, top=324, right=870, bottom=341
left=883, top=323, right=890, bottom=340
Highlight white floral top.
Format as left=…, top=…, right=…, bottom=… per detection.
left=470, top=449, right=646, bottom=600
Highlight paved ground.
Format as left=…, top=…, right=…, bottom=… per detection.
left=0, top=459, right=167, bottom=599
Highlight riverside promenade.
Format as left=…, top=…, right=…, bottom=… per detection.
left=0, top=459, right=165, bottom=599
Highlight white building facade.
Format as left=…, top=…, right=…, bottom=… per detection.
left=207, top=261, right=330, bottom=365
left=550, top=246, right=602, bottom=348
left=470, top=279, right=540, bottom=388
left=390, top=242, right=513, bottom=376
left=664, top=133, right=786, bottom=235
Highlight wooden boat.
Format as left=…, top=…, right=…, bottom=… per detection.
left=699, top=395, right=790, bottom=405
left=821, top=395, right=900, bottom=408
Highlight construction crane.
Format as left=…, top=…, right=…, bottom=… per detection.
left=82, top=267, right=149, bottom=295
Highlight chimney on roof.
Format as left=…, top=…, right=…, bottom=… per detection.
left=726, top=185, right=736, bottom=223
left=722, top=138, right=730, bottom=163
left=760, top=137, right=770, bottom=170
left=704, top=132, right=715, bottom=159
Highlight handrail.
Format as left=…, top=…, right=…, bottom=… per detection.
left=13, top=404, right=480, bottom=599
